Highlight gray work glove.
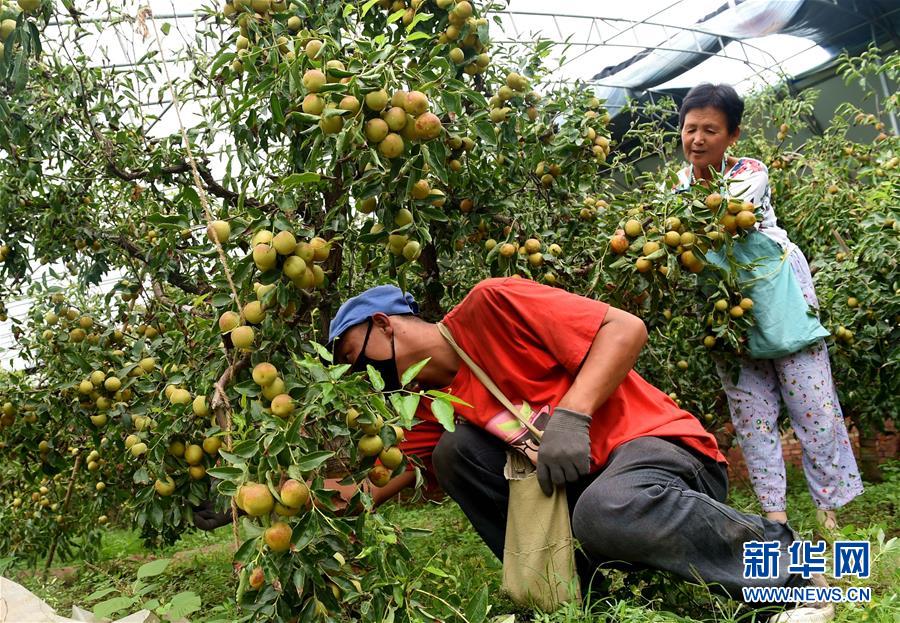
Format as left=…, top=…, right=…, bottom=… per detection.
left=536, top=407, right=592, bottom=496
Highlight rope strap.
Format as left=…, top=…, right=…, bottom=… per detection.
left=436, top=323, right=542, bottom=443
left=147, top=10, right=243, bottom=547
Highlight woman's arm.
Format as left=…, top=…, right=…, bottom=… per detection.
left=729, top=163, right=770, bottom=210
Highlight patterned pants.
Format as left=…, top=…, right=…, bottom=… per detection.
left=715, top=249, right=864, bottom=512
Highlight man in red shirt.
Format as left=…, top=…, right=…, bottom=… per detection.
left=328, top=278, right=818, bottom=614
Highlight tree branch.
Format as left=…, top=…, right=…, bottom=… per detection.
left=67, top=48, right=275, bottom=212
left=105, top=160, right=190, bottom=181
left=210, top=353, right=251, bottom=429
left=114, top=235, right=210, bottom=295
left=418, top=231, right=444, bottom=321
left=44, top=453, right=82, bottom=572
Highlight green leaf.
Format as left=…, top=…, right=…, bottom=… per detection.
left=310, top=341, right=333, bottom=362
left=285, top=412, right=305, bottom=445
left=132, top=466, right=150, bottom=484
left=234, top=536, right=259, bottom=564
left=318, top=81, right=351, bottom=93
left=476, top=22, right=491, bottom=46
left=147, top=213, right=189, bottom=228
left=391, top=392, right=421, bottom=428
left=211, top=292, right=233, bottom=307
left=271, top=94, right=284, bottom=125
left=465, top=88, right=489, bottom=109
left=371, top=394, right=393, bottom=420
left=28, top=21, right=41, bottom=57
left=84, top=586, right=118, bottom=602
left=401, top=357, right=430, bottom=387
left=440, top=91, right=462, bottom=116
left=422, top=142, right=449, bottom=184
left=417, top=203, right=450, bottom=222
left=137, top=558, right=171, bottom=579
left=149, top=504, right=163, bottom=528
left=210, top=50, right=236, bottom=76
left=206, top=466, right=244, bottom=482
left=141, top=599, right=160, bottom=611
left=134, top=581, right=157, bottom=598
left=323, top=107, right=350, bottom=120
left=387, top=9, right=405, bottom=24
left=286, top=111, right=320, bottom=124
left=282, top=172, right=321, bottom=188
left=430, top=398, right=456, bottom=432
left=165, top=591, right=202, bottom=619
left=273, top=213, right=293, bottom=232
left=366, top=364, right=385, bottom=391
left=93, top=596, right=137, bottom=620
left=425, top=389, right=472, bottom=407
left=295, top=451, right=335, bottom=472
left=230, top=439, right=261, bottom=458
left=161, top=22, right=171, bottom=36
left=216, top=480, right=237, bottom=496
left=406, top=11, right=433, bottom=31
left=465, top=586, right=490, bottom=623
left=12, top=50, right=28, bottom=91
left=388, top=392, right=404, bottom=415
left=361, top=0, right=379, bottom=16
left=643, top=248, right=667, bottom=261
left=473, top=119, right=497, bottom=147
left=329, top=363, right=352, bottom=380
left=424, top=565, right=451, bottom=578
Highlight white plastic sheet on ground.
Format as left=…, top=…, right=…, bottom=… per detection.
left=0, top=577, right=159, bottom=623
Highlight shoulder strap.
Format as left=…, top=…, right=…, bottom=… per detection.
left=437, top=322, right=543, bottom=442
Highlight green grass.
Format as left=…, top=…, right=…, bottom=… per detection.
left=14, top=528, right=239, bottom=622
left=13, top=461, right=900, bottom=623
left=386, top=461, right=900, bottom=623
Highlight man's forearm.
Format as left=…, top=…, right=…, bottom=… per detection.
left=557, top=310, right=647, bottom=416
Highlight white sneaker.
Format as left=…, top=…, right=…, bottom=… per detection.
left=769, top=574, right=835, bottom=623
left=769, top=604, right=835, bottom=623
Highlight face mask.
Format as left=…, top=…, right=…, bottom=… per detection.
left=350, top=318, right=402, bottom=392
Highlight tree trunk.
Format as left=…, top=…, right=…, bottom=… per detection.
left=418, top=239, right=444, bottom=321
left=858, top=426, right=883, bottom=483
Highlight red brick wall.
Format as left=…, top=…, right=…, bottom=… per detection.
left=722, top=419, right=898, bottom=482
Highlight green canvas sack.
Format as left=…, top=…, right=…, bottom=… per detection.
left=705, top=231, right=829, bottom=359
left=501, top=450, right=581, bottom=611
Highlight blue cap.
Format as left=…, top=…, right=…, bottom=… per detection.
left=328, top=285, right=419, bottom=346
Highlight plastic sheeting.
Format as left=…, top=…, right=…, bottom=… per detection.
left=591, top=0, right=900, bottom=116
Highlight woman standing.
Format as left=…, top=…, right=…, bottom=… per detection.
left=675, top=83, right=863, bottom=529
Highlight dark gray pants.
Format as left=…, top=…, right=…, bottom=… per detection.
left=432, top=423, right=808, bottom=599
